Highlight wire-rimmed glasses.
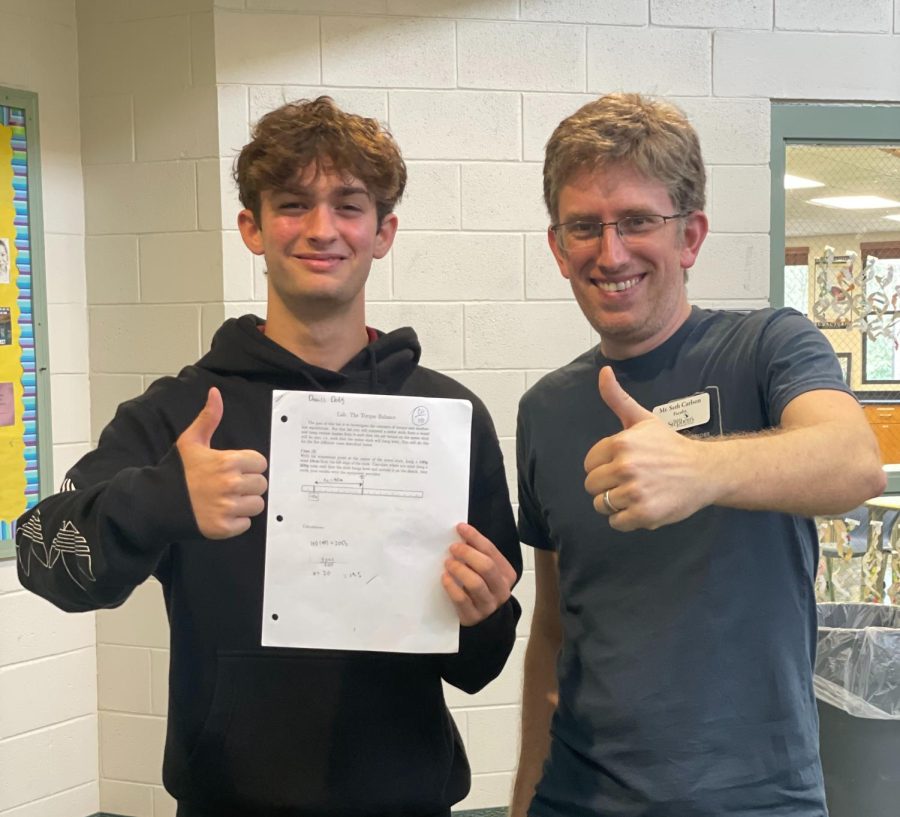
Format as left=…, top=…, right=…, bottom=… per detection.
left=550, top=213, right=689, bottom=251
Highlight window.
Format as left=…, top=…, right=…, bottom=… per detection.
left=784, top=246, right=809, bottom=314
left=771, top=103, right=900, bottom=396
left=861, top=241, right=900, bottom=383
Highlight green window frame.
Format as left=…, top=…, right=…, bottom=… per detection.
left=770, top=102, right=900, bottom=307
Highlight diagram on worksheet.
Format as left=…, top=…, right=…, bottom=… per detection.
left=301, top=473, right=424, bottom=500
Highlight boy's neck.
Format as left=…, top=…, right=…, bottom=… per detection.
left=264, top=300, right=370, bottom=372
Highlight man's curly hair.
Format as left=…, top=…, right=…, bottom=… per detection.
left=234, top=96, right=406, bottom=225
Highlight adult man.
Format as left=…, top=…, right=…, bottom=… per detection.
left=17, top=97, right=521, bottom=816
left=510, top=93, right=885, bottom=816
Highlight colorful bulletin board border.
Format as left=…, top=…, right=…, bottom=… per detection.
left=0, top=88, right=51, bottom=561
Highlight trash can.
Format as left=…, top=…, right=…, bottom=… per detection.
left=815, top=603, right=900, bottom=817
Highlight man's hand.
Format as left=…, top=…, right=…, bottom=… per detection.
left=176, top=387, right=269, bottom=539
left=584, top=367, right=713, bottom=531
left=442, top=523, right=517, bottom=626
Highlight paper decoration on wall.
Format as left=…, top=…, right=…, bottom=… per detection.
left=0, top=306, right=10, bottom=345
left=0, top=381, right=12, bottom=426
left=0, top=237, right=9, bottom=284
left=0, top=102, right=39, bottom=541
left=812, top=246, right=900, bottom=346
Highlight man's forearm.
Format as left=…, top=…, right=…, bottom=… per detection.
left=593, top=390, right=887, bottom=532
left=701, top=417, right=885, bottom=517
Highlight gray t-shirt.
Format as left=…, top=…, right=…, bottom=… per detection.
left=518, top=307, right=849, bottom=817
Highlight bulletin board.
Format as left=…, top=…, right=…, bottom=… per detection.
left=0, top=89, right=51, bottom=560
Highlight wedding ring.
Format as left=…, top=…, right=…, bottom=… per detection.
left=603, top=489, right=621, bottom=514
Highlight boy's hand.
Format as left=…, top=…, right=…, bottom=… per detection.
left=442, top=522, right=517, bottom=626
left=176, top=387, right=269, bottom=539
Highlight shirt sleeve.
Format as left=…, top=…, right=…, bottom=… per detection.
left=516, top=396, right=555, bottom=551
left=757, top=308, right=854, bottom=425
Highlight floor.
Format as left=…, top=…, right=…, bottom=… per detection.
left=454, top=810, right=507, bottom=816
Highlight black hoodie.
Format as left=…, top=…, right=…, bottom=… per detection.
left=16, top=315, right=522, bottom=816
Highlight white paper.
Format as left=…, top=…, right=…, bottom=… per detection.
left=262, top=390, right=472, bottom=653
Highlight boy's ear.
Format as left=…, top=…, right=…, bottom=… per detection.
left=373, top=213, right=399, bottom=260
left=238, top=209, right=264, bottom=255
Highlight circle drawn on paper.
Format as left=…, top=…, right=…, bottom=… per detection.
left=411, top=406, right=429, bottom=426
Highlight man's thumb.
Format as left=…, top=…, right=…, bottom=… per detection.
left=183, top=387, right=223, bottom=447
left=598, top=367, right=651, bottom=428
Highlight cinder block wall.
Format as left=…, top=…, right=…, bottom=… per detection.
left=75, top=1, right=223, bottom=814
left=5, top=1, right=900, bottom=816
left=0, top=1, right=99, bottom=815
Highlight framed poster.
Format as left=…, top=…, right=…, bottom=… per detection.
left=0, top=88, right=51, bottom=560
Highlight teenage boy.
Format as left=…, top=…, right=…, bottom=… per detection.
left=17, top=97, right=521, bottom=817
left=510, top=93, right=885, bottom=817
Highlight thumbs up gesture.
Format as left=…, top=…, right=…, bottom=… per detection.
left=176, top=387, right=269, bottom=539
left=584, top=367, right=710, bottom=531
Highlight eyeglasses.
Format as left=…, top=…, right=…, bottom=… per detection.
left=550, top=213, right=689, bottom=251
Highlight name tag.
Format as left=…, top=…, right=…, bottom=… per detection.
left=653, top=392, right=711, bottom=431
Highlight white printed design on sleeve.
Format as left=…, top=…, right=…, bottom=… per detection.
left=49, top=521, right=95, bottom=589
left=16, top=512, right=47, bottom=576
left=16, top=510, right=96, bottom=589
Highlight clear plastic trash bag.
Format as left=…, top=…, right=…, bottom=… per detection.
left=815, top=603, right=900, bottom=719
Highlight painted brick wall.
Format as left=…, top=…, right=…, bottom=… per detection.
left=0, top=2, right=99, bottom=816
left=75, top=1, right=222, bottom=814
left=5, top=1, right=900, bottom=816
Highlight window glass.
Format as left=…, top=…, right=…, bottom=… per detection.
left=784, top=144, right=900, bottom=392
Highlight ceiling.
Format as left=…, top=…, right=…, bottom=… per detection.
left=785, top=145, right=900, bottom=238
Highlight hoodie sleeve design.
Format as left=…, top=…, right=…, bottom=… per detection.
left=16, top=508, right=95, bottom=590
left=15, top=391, right=201, bottom=612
